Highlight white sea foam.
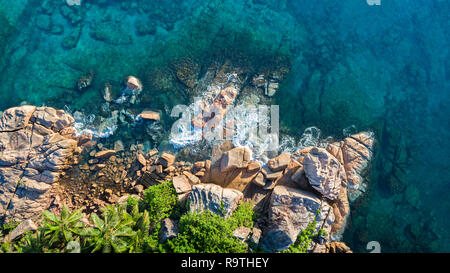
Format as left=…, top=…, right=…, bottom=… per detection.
left=69, top=108, right=118, bottom=138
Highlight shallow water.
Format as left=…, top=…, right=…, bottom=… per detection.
left=0, top=0, right=448, bottom=252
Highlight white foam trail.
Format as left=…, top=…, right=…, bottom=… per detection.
left=71, top=110, right=118, bottom=138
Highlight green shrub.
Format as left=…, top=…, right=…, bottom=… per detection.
left=142, top=181, right=179, bottom=227
left=7, top=185, right=259, bottom=254
left=228, top=201, right=255, bottom=230
left=166, top=202, right=254, bottom=253
left=282, top=210, right=326, bottom=253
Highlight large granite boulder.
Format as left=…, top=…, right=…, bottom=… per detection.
left=341, top=133, right=374, bottom=199
left=261, top=185, right=334, bottom=252
left=324, top=132, right=374, bottom=233
left=267, top=152, right=291, bottom=172
left=188, top=183, right=243, bottom=217
left=329, top=186, right=350, bottom=235
left=326, top=132, right=375, bottom=201
left=201, top=147, right=259, bottom=192
left=303, top=147, right=346, bottom=200
left=0, top=106, right=84, bottom=224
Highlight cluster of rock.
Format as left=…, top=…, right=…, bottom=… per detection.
left=166, top=131, right=374, bottom=252
left=0, top=106, right=85, bottom=224
left=0, top=104, right=374, bottom=253
left=190, top=69, right=242, bottom=138
left=252, top=73, right=281, bottom=97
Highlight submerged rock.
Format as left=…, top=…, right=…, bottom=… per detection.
left=101, top=83, right=113, bottom=102
left=77, top=70, right=94, bottom=91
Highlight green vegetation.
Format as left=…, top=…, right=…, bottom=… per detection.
left=141, top=181, right=180, bottom=226
left=166, top=201, right=254, bottom=253
left=281, top=210, right=327, bottom=253
left=0, top=181, right=255, bottom=253
left=0, top=180, right=321, bottom=253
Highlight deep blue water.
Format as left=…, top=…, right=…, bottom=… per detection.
left=0, top=0, right=448, bottom=252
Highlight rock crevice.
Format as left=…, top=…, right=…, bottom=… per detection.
left=0, top=106, right=84, bottom=224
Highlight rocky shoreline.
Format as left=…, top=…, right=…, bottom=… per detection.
left=0, top=105, right=374, bottom=253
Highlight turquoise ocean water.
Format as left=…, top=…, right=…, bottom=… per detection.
left=0, top=0, right=448, bottom=252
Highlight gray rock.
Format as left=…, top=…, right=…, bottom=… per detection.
left=250, top=227, right=262, bottom=246
left=261, top=185, right=335, bottom=252
left=303, top=147, right=346, bottom=200
left=232, top=226, right=252, bottom=242
left=3, top=219, right=38, bottom=242
left=188, top=183, right=243, bottom=217
left=159, top=218, right=178, bottom=243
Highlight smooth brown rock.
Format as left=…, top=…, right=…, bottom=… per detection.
left=136, top=153, right=147, bottom=166
left=247, top=161, right=261, bottom=172
left=0, top=105, right=36, bottom=131
left=220, top=147, right=250, bottom=173
left=326, top=242, right=352, bottom=253
left=194, top=161, right=205, bottom=169
left=202, top=147, right=258, bottom=192
left=330, top=186, right=350, bottom=234
left=138, top=111, right=160, bottom=121
left=261, top=166, right=283, bottom=181
left=159, top=152, right=175, bottom=168
left=94, top=150, right=116, bottom=159
left=341, top=132, right=374, bottom=198
left=252, top=172, right=265, bottom=187
left=267, top=152, right=291, bottom=172
left=183, top=171, right=200, bottom=185
left=172, top=175, right=192, bottom=194
left=147, top=149, right=158, bottom=157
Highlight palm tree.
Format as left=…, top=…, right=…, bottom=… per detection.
left=128, top=202, right=150, bottom=253
left=87, top=204, right=136, bottom=253
left=41, top=206, right=85, bottom=248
